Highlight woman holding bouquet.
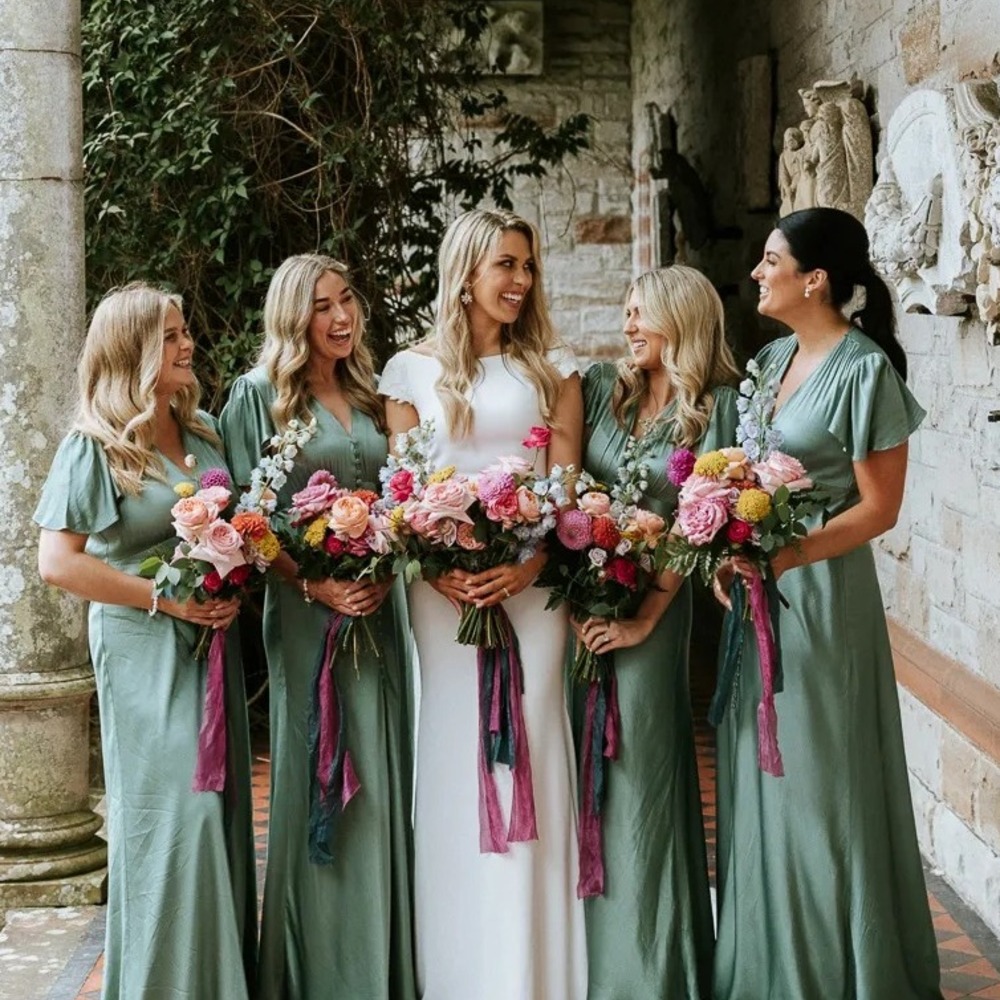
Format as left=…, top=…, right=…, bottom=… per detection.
left=712, top=207, right=941, bottom=999
left=220, top=254, right=416, bottom=1000
left=379, top=208, right=586, bottom=1000
left=571, top=265, right=739, bottom=998
left=34, top=284, right=256, bottom=999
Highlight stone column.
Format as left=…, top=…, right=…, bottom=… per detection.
left=0, top=0, right=107, bottom=906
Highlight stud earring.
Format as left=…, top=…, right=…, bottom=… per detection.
left=460, top=287, right=472, bottom=306
left=804, top=287, right=811, bottom=298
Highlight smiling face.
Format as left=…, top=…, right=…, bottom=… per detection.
left=750, top=229, right=812, bottom=321
left=155, top=304, right=195, bottom=397
left=466, top=229, right=534, bottom=334
left=623, top=287, right=669, bottom=371
left=306, top=269, right=359, bottom=366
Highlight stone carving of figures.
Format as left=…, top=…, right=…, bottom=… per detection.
left=778, top=127, right=806, bottom=216
left=812, top=102, right=850, bottom=210
left=814, top=79, right=874, bottom=218
left=865, top=159, right=941, bottom=279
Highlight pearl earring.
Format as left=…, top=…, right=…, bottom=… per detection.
left=460, top=287, right=472, bottom=306
left=804, top=287, right=811, bottom=298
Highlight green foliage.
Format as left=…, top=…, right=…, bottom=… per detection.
left=82, top=0, right=590, bottom=409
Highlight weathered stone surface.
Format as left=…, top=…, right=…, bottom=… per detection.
left=574, top=213, right=631, bottom=244
left=900, top=5, right=941, bottom=86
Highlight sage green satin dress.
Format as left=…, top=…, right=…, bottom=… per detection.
left=33, top=421, right=257, bottom=1000
left=576, top=363, right=737, bottom=999
left=221, top=367, right=416, bottom=1000
left=713, top=330, right=942, bottom=999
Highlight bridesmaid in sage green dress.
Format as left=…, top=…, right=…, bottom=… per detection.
left=712, top=209, right=941, bottom=999
left=35, top=284, right=256, bottom=1000
left=221, top=254, right=416, bottom=1000
left=573, top=265, right=740, bottom=999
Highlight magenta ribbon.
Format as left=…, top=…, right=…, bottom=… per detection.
left=477, top=608, right=538, bottom=853
left=577, top=667, right=620, bottom=898
left=192, top=628, right=228, bottom=793
left=309, top=612, right=361, bottom=865
left=748, top=573, right=784, bottom=777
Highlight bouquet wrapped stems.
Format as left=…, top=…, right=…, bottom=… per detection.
left=456, top=601, right=507, bottom=649
left=192, top=628, right=229, bottom=793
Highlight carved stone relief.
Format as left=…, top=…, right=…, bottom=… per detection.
left=865, top=89, right=973, bottom=316
left=779, top=78, right=874, bottom=221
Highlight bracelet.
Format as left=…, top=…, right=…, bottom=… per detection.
left=148, top=587, right=159, bottom=617
left=301, top=578, right=313, bottom=604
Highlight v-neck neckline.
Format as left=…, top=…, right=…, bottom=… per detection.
left=771, top=329, right=850, bottom=421
left=157, top=426, right=195, bottom=476
left=627, top=398, right=677, bottom=442
left=310, top=397, right=355, bottom=438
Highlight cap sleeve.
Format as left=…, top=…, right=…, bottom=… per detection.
left=220, top=374, right=275, bottom=487
left=547, top=343, right=580, bottom=379
left=33, top=433, right=121, bottom=535
left=699, top=384, right=739, bottom=452
left=581, top=362, right=617, bottom=427
left=827, top=353, right=926, bottom=461
left=378, top=352, right=415, bottom=405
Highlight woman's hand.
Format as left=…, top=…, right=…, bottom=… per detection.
left=577, top=615, right=654, bottom=654
left=160, top=595, right=241, bottom=630
left=306, top=577, right=389, bottom=617
left=465, top=551, right=546, bottom=608
left=712, top=556, right=758, bottom=611
left=428, top=569, right=474, bottom=605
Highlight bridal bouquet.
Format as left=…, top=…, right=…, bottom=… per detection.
left=273, top=470, right=399, bottom=864
left=381, top=421, right=567, bottom=854
left=536, top=435, right=670, bottom=897
left=664, top=360, right=831, bottom=777
left=139, top=420, right=314, bottom=792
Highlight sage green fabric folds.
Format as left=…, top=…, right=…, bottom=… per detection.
left=34, top=425, right=257, bottom=1000
left=221, top=368, right=416, bottom=1000
left=712, top=330, right=941, bottom=1000
left=573, top=363, right=737, bottom=999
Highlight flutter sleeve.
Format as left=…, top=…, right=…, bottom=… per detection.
left=378, top=352, right=415, bottom=405
left=33, top=432, right=121, bottom=535
left=581, top=361, right=617, bottom=428
left=827, top=353, right=926, bottom=462
left=547, top=343, right=581, bottom=379
left=220, top=374, right=275, bottom=487
left=700, top=384, right=740, bottom=452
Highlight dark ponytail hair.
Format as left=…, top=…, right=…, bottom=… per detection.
left=777, top=207, right=908, bottom=380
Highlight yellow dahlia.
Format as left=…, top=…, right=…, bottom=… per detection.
left=173, top=481, right=196, bottom=498
left=388, top=505, right=406, bottom=530
left=693, top=451, right=727, bottom=477
left=303, top=517, right=329, bottom=549
left=256, top=531, right=280, bottom=562
left=427, top=465, right=457, bottom=484
left=735, top=488, right=772, bottom=524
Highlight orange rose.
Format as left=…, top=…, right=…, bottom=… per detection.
left=327, top=495, right=371, bottom=539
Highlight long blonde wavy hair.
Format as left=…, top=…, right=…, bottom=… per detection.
left=426, top=209, right=563, bottom=438
left=612, top=265, right=741, bottom=447
left=74, top=282, right=216, bottom=496
left=257, top=254, right=385, bottom=432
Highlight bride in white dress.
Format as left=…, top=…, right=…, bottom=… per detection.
left=380, top=209, right=587, bottom=1000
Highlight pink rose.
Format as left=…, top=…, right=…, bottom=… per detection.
left=307, top=470, right=338, bottom=488
left=679, top=475, right=734, bottom=504
left=486, top=491, right=520, bottom=524
left=421, top=480, right=475, bottom=524
left=634, top=508, right=666, bottom=541
left=188, top=519, right=248, bottom=579
left=522, top=425, right=552, bottom=449
left=405, top=507, right=435, bottom=537
left=515, top=486, right=542, bottom=523
left=578, top=491, right=611, bottom=516
left=476, top=470, right=516, bottom=507
left=388, top=469, right=414, bottom=503
left=435, top=518, right=459, bottom=548
left=171, top=497, right=214, bottom=542
left=365, top=521, right=392, bottom=556
left=676, top=498, right=730, bottom=546
left=726, top=518, right=754, bottom=544
left=457, top=521, right=486, bottom=551
left=327, top=495, right=371, bottom=539
left=752, top=451, right=813, bottom=494
left=346, top=536, right=371, bottom=556
left=291, top=480, right=341, bottom=521
left=194, top=485, right=231, bottom=514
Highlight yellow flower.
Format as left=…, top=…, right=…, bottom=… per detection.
left=173, top=481, right=196, bottom=497
left=256, top=531, right=280, bottom=562
left=388, top=505, right=406, bottom=531
left=735, top=488, right=772, bottom=523
left=303, top=517, right=329, bottom=549
left=427, top=465, right=456, bottom=484
left=693, top=451, right=727, bottom=477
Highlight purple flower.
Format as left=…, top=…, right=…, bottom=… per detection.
left=667, top=448, right=697, bottom=487
left=556, top=508, right=593, bottom=551
left=199, top=467, right=232, bottom=490
left=307, top=469, right=338, bottom=489
left=476, top=470, right=516, bottom=506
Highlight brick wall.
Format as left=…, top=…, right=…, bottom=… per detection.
left=629, top=0, right=1000, bottom=936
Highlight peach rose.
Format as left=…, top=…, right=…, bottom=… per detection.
left=578, top=491, right=611, bottom=516
left=194, top=485, right=231, bottom=515
left=327, top=495, right=371, bottom=539
left=634, top=508, right=666, bottom=541
left=188, top=519, right=247, bottom=579
left=515, top=485, right=542, bottom=523
left=421, top=480, right=475, bottom=524
left=171, top=497, right=214, bottom=542
left=752, top=451, right=813, bottom=494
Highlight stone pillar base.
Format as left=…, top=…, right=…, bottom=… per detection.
left=0, top=867, right=107, bottom=909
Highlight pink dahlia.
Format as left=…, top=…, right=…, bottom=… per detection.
left=556, top=508, right=593, bottom=551
left=667, top=448, right=697, bottom=487
left=199, top=467, right=232, bottom=490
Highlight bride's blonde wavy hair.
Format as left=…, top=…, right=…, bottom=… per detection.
left=612, top=265, right=741, bottom=448
left=425, top=209, right=563, bottom=438
left=74, top=282, right=217, bottom=496
left=257, top=254, right=385, bottom=432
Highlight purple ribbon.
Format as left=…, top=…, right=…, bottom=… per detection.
left=192, top=628, right=228, bottom=793
left=748, top=573, right=784, bottom=777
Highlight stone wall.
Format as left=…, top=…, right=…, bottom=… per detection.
left=629, top=0, right=1000, bottom=936
left=495, top=0, right=634, bottom=360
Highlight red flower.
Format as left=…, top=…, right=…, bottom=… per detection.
left=324, top=534, right=346, bottom=556
left=605, top=556, right=638, bottom=590
left=591, top=516, right=621, bottom=551
left=522, top=425, right=552, bottom=449
left=388, top=469, right=414, bottom=503
left=228, top=564, right=252, bottom=587
left=726, top=518, right=754, bottom=544
left=202, top=570, right=224, bottom=594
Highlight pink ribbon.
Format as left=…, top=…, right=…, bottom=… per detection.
left=192, top=628, right=228, bottom=792
left=748, top=573, right=784, bottom=777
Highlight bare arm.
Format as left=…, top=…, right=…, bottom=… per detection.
left=548, top=372, right=583, bottom=473
left=38, top=528, right=238, bottom=628
left=385, top=399, right=419, bottom=456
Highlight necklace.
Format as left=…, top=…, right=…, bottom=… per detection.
left=635, top=393, right=672, bottom=437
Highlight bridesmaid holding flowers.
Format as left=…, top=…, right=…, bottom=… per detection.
left=572, top=265, right=740, bottom=999
left=221, top=254, right=416, bottom=1000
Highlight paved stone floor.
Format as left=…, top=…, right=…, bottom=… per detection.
left=1, top=714, right=998, bottom=999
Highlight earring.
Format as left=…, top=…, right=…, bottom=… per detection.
left=460, top=287, right=472, bottom=306
left=804, top=287, right=811, bottom=298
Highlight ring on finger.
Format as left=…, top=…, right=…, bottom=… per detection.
left=501, top=586, right=511, bottom=599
